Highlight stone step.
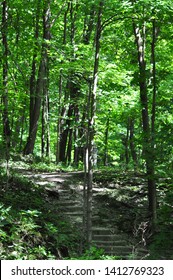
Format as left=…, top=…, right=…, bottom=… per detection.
left=105, top=251, right=132, bottom=257
left=67, top=216, right=83, bottom=224
left=58, top=200, right=77, bottom=205
left=93, top=241, right=128, bottom=247
left=93, top=233, right=125, bottom=241
left=59, top=206, right=83, bottom=212
left=64, top=211, right=83, bottom=216
left=59, top=195, right=77, bottom=200
left=58, top=201, right=82, bottom=207
left=96, top=245, right=133, bottom=255
left=92, top=215, right=101, bottom=222
left=92, top=227, right=118, bottom=235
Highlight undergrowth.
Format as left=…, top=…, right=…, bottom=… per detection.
left=0, top=168, right=82, bottom=259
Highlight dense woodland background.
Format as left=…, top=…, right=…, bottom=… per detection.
left=1, top=0, right=173, bottom=259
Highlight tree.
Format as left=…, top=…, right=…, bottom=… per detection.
left=131, top=0, right=161, bottom=228
left=1, top=0, right=11, bottom=175
left=1, top=1, right=11, bottom=144
left=23, top=0, right=43, bottom=155
left=41, top=0, right=51, bottom=158
left=85, top=0, right=103, bottom=246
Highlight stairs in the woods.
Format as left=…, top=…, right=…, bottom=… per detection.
left=92, top=227, right=133, bottom=257
left=22, top=170, right=148, bottom=259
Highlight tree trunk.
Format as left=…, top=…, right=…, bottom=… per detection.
left=2, top=0, right=11, bottom=145
left=103, top=111, right=110, bottom=166
left=23, top=0, right=42, bottom=155
left=41, top=0, right=51, bottom=158
left=1, top=0, right=11, bottom=176
left=133, top=20, right=157, bottom=227
left=66, top=128, right=73, bottom=163
left=86, top=1, right=103, bottom=247
left=129, top=118, right=138, bottom=172
left=56, top=69, right=63, bottom=163
left=23, top=59, right=44, bottom=155
left=57, top=1, right=79, bottom=163
left=24, top=1, right=51, bottom=156
left=59, top=104, right=74, bottom=162
left=74, top=105, right=80, bottom=166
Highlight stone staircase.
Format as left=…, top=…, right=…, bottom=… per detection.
left=20, top=170, right=149, bottom=259
left=92, top=227, right=133, bottom=257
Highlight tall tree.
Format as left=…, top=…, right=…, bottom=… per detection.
left=23, top=0, right=42, bottom=155
left=41, top=0, right=51, bottom=158
left=24, top=0, right=51, bottom=155
left=85, top=0, right=104, bottom=246
left=132, top=4, right=157, bottom=228
left=1, top=0, right=11, bottom=170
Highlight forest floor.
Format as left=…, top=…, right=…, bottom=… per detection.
left=1, top=162, right=173, bottom=259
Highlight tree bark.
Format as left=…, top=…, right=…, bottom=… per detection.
left=1, top=0, right=11, bottom=174
left=56, top=69, right=63, bottom=163
left=103, top=111, right=110, bottom=166
left=23, top=0, right=42, bottom=155
left=41, top=0, right=51, bottom=158
left=24, top=0, right=51, bottom=156
left=2, top=1, right=11, bottom=145
left=129, top=118, right=138, bottom=172
left=86, top=0, right=103, bottom=247
left=133, top=20, right=157, bottom=228
left=23, top=59, right=44, bottom=155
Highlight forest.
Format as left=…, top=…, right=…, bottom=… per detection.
left=0, top=0, right=173, bottom=260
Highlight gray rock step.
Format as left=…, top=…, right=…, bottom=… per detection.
left=93, top=239, right=127, bottom=246
left=64, top=211, right=83, bottom=216
left=58, top=200, right=77, bottom=206
left=96, top=245, right=133, bottom=255
left=59, top=205, right=83, bottom=212
left=67, top=216, right=83, bottom=224
left=92, top=227, right=118, bottom=235
left=93, top=234, right=125, bottom=241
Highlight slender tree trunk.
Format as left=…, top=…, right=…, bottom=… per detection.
left=24, top=0, right=51, bottom=156
left=19, top=113, right=25, bottom=151
left=66, top=128, right=73, bottom=163
left=56, top=69, right=63, bottom=163
left=1, top=0, right=11, bottom=177
left=148, top=18, right=157, bottom=226
left=74, top=106, right=80, bottom=166
left=23, top=0, right=42, bottom=155
left=86, top=1, right=103, bottom=247
left=83, top=79, right=92, bottom=245
left=57, top=1, right=79, bottom=163
left=133, top=20, right=157, bottom=227
left=24, top=59, right=44, bottom=155
left=129, top=118, right=138, bottom=172
left=59, top=104, right=74, bottom=162
left=42, top=93, right=50, bottom=158
left=56, top=2, right=70, bottom=163
left=41, top=0, right=51, bottom=158
left=125, top=120, right=130, bottom=168
left=151, top=18, right=157, bottom=146
left=103, top=111, right=110, bottom=166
